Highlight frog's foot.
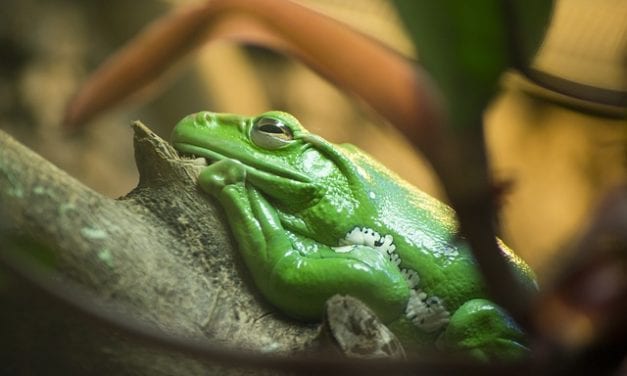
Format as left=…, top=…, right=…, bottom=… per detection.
left=198, top=158, right=247, bottom=196
left=435, top=299, right=529, bottom=362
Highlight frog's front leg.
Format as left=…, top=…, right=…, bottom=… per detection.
left=199, top=159, right=410, bottom=322
left=435, top=299, right=529, bottom=361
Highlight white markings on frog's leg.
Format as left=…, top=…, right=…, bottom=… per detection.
left=405, top=290, right=450, bottom=332
left=333, top=245, right=355, bottom=253
left=336, top=227, right=450, bottom=333
left=401, top=269, right=420, bottom=289
left=340, top=227, right=387, bottom=249
left=389, top=252, right=401, bottom=267
left=339, top=227, right=396, bottom=260
left=340, top=227, right=395, bottom=254
left=337, top=227, right=413, bottom=286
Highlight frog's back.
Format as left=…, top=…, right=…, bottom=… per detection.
left=337, top=143, right=462, bottom=250
left=337, top=144, right=536, bottom=309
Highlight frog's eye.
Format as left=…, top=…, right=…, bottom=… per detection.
left=250, top=117, right=294, bottom=149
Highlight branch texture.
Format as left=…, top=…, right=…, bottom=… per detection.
left=0, top=122, right=318, bottom=375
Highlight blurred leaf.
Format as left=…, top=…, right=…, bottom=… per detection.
left=506, top=0, right=553, bottom=70
left=535, top=187, right=627, bottom=350
left=393, top=0, right=552, bottom=130
left=532, top=187, right=627, bottom=373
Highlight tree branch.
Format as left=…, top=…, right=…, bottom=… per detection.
left=0, top=122, right=318, bottom=374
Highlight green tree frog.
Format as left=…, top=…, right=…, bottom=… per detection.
left=171, top=111, right=537, bottom=361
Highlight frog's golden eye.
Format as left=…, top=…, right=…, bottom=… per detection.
left=251, top=117, right=294, bottom=149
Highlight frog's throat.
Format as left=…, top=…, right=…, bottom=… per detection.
left=173, top=142, right=312, bottom=184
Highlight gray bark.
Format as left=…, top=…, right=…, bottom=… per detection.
left=0, top=122, right=318, bottom=375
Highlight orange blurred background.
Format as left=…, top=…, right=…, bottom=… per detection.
left=0, top=0, right=625, bottom=279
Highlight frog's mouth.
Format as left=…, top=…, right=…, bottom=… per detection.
left=173, top=142, right=313, bottom=184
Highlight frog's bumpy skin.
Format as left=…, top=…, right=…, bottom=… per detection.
left=338, top=227, right=450, bottom=332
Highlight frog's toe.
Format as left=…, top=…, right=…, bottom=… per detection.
left=436, top=299, right=529, bottom=362
left=199, top=158, right=247, bottom=195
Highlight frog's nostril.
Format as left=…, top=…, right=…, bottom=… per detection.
left=193, top=111, right=216, bottom=128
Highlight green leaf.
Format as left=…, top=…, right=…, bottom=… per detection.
left=393, top=0, right=552, bottom=130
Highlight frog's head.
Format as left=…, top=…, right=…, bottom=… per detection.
left=171, top=111, right=346, bottom=208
